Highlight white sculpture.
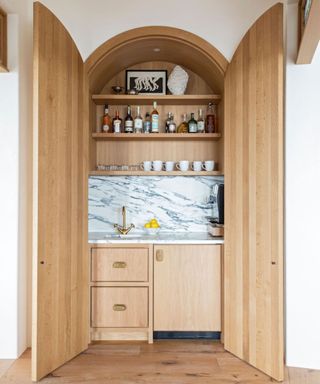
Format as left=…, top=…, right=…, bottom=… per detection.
left=167, top=65, right=189, bottom=95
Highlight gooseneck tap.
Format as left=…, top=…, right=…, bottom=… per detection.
left=114, top=206, right=135, bottom=235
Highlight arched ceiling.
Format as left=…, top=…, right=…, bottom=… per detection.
left=85, top=26, right=228, bottom=94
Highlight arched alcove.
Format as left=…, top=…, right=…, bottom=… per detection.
left=85, top=26, right=228, bottom=173
left=85, top=26, right=229, bottom=93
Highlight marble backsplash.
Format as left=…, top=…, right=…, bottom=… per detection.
left=89, top=176, right=224, bottom=233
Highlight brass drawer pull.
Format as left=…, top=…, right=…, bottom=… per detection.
left=112, top=261, right=127, bottom=268
left=113, top=304, right=127, bottom=311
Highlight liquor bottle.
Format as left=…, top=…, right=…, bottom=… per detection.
left=124, top=105, right=134, bottom=133
left=102, top=104, right=112, bottom=133
left=205, top=102, right=217, bottom=133
left=143, top=112, right=151, bottom=133
left=165, top=112, right=173, bottom=133
left=112, top=110, right=122, bottom=133
left=134, top=106, right=143, bottom=133
left=151, top=101, right=159, bottom=133
left=168, top=114, right=176, bottom=133
left=188, top=112, right=198, bottom=133
left=197, top=109, right=205, bottom=133
left=177, top=113, right=188, bottom=133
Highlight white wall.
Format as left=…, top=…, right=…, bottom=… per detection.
left=285, top=4, right=320, bottom=370
left=0, top=14, right=20, bottom=358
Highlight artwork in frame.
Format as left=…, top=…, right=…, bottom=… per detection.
left=125, top=70, right=167, bottom=95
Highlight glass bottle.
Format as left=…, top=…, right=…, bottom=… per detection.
left=151, top=101, right=159, bottom=133
left=134, top=106, right=143, bottom=133
left=205, top=102, right=217, bottom=133
left=197, top=108, right=205, bottom=133
left=188, top=112, right=198, bottom=133
left=177, top=113, right=189, bottom=133
left=165, top=112, right=173, bottom=133
left=102, top=104, right=112, bottom=133
left=124, top=105, right=133, bottom=133
left=143, top=112, right=151, bottom=133
left=112, top=110, right=122, bottom=133
left=168, top=114, right=176, bottom=133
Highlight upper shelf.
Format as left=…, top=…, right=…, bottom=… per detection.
left=92, top=133, right=222, bottom=141
left=91, top=94, right=221, bottom=105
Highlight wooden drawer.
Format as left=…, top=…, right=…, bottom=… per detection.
left=91, top=247, right=148, bottom=282
left=91, top=287, right=148, bottom=328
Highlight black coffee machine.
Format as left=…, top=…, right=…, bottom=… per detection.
left=209, top=183, right=224, bottom=224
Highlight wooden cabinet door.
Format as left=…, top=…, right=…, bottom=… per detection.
left=32, top=2, right=88, bottom=381
left=154, top=245, right=221, bottom=331
left=224, top=3, right=284, bottom=381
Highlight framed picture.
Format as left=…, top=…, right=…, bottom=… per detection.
left=125, top=70, right=167, bottom=95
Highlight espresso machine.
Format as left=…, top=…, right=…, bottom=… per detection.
left=207, top=183, right=224, bottom=236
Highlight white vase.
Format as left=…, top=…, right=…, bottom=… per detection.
left=167, top=65, right=189, bottom=95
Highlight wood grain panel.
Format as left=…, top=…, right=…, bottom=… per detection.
left=154, top=245, right=221, bottom=331
left=0, top=7, right=8, bottom=72
left=32, top=2, right=88, bottom=381
left=91, top=247, right=148, bottom=282
left=224, top=3, right=283, bottom=381
left=91, top=287, right=148, bottom=328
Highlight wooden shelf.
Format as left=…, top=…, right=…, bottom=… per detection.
left=92, top=133, right=221, bottom=141
left=92, top=94, right=221, bottom=105
left=89, top=170, right=223, bottom=176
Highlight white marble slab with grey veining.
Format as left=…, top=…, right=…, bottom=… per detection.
left=88, top=231, right=224, bottom=244
left=89, top=175, right=224, bottom=233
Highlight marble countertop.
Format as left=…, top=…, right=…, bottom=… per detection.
left=88, top=232, right=224, bottom=244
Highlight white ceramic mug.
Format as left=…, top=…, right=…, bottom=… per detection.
left=140, top=161, right=152, bottom=171
left=164, top=161, right=175, bottom=172
left=152, top=160, right=163, bottom=172
left=192, top=161, right=202, bottom=172
left=202, top=160, right=215, bottom=171
left=176, top=160, right=189, bottom=172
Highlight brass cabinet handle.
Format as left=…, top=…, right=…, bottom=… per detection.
left=156, top=249, right=164, bottom=262
left=113, top=304, right=127, bottom=311
left=112, top=261, right=127, bottom=268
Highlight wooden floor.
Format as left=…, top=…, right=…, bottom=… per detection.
left=0, top=341, right=319, bottom=383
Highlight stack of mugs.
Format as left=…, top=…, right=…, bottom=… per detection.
left=140, top=160, right=215, bottom=172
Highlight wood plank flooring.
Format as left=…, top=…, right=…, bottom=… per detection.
left=0, top=341, right=319, bottom=383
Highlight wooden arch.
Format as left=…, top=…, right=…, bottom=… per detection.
left=85, top=26, right=229, bottom=93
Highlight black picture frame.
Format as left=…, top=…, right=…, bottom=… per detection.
left=125, top=69, right=167, bottom=95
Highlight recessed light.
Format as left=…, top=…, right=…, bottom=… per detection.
left=153, top=48, right=160, bottom=52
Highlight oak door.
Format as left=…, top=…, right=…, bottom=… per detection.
left=224, top=3, right=284, bottom=381
left=154, top=245, right=221, bottom=331
left=32, top=2, right=89, bottom=381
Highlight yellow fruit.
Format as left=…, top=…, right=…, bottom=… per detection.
left=150, top=222, right=159, bottom=228
left=144, top=223, right=151, bottom=228
left=150, top=218, right=158, bottom=225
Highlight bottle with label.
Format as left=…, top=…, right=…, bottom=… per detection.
left=165, top=112, right=173, bottom=133
left=188, top=112, right=198, bottom=133
left=168, top=114, right=176, bottom=133
left=134, top=106, right=143, bottom=133
left=143, top=112, right=151, bottom=133
left=177, top=113, right=189, bottom=133
left=205, top=102, right=217, bottom=133
left=151, top=101, right=159, bottom=133
left=124, top=105, right=134, bottom=133
left=197, top=109, right=205, bottom=133
left=102, top=104, right=112, bottom=133
left=112, top=110, right=122, bottom=133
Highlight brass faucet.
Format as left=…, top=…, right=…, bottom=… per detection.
left=114, top=206, right=135, bottom=235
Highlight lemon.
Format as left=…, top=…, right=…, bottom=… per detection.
left=144, top=223, right=151, bottom=228
left=150, top=222, right=159, bottom=228
left=150, top=218, right=158, bottom=225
